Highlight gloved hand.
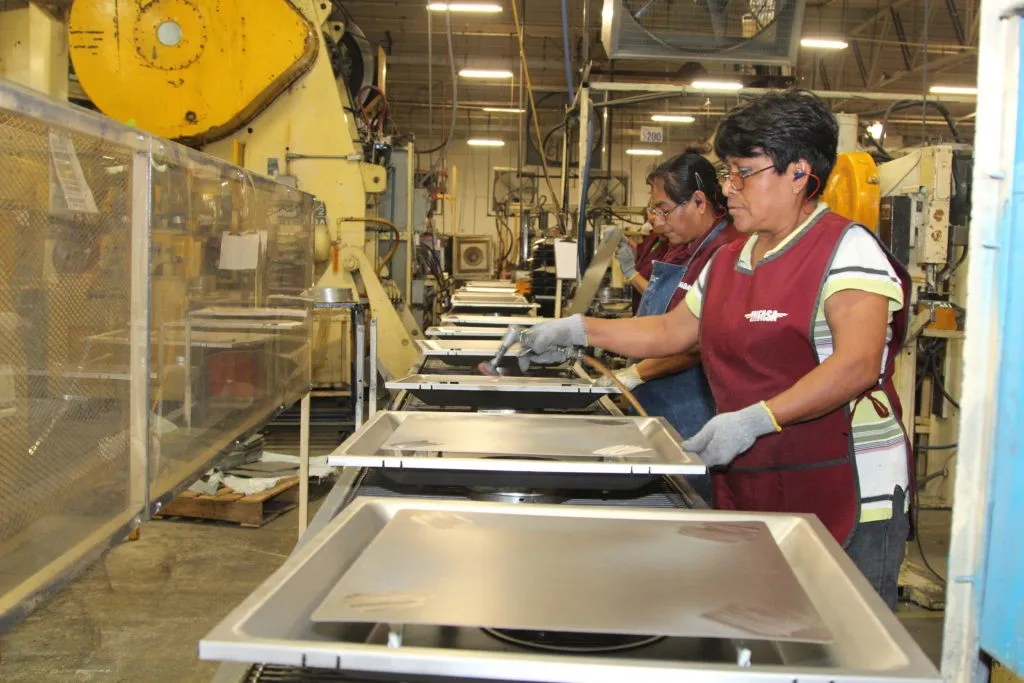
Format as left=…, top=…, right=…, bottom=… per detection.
left=518, top=315, right=588, bottom=372
left=616, top=239, right=638, bottom=280
left=682, top=402, right=780, bottom=468
left=596, top=364, right=644, bottom=390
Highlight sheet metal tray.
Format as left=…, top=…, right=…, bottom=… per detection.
left=465, top=280, right=516, bottom=289
left=425, top=325, right=508, bottom=339
left=449, top=300, right=539, bottom=313
left=385, top=374, right=618, bottom=411
left=452, top=292, right=529, bottom=303
left=326, top=411, right=704, bottom=475
left=441, top=313, right=547, bottom=327
left=200, top=498, right=941, bottom=683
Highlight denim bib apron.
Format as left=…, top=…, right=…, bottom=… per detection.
left=631, top=224, right=728, bottom=502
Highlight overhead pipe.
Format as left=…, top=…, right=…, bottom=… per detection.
left=589, top=81, right=978, bottom=105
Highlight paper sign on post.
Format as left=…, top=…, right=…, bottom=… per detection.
left=554, top=239, right=579, bottom=280
left=219, top=232, right=261, bottom=270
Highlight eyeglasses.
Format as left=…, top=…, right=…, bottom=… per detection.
left=718, top=165, right=775, bottom=190
left=645, top=201, right=686, bottom=221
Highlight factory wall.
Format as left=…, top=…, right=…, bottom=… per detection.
left=418, top=138, right=719, bottom=246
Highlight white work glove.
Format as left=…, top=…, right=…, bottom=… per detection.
left=596, top=365, right=644, bottom=390
left=518, top=314, right=588, bottom=372
left=682, top=402, right=780, bottom=468
left=616, top=239, right=638, bottom=280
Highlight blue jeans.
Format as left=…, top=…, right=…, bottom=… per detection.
left=844, top=486, right=910, bottom=610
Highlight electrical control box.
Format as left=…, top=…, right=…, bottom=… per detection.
left=879, top=195, right=914, bottom=265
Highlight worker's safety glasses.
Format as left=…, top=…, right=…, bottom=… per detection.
left=718, top=164, right=775, bottom=190
left=645, top=201, right=685, bottom=221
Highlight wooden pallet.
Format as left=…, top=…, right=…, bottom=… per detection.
left=156, top=477, right=299, bottom=528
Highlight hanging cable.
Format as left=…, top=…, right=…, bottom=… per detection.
left=418, top=10, right=456, bottom=156
left=510, top=0, right=566, bottom=233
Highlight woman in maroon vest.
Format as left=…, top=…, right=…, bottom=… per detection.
left=520, top=91, right=913, bottom=609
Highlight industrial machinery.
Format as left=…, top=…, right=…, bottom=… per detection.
left=202, top=272, right=940, bottom=683
left=876, top=145, right=971, bottom=509
left=67, top=0, right=422, bottom=384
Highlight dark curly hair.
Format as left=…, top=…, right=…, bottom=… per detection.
left=713, top=90, right=838, bottom=196
left=645, top=150, right=728, bottom=216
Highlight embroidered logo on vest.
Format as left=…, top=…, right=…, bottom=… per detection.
left=677, top=282, right=692, bottom=291
left=744, top=309, right=789, bottom=323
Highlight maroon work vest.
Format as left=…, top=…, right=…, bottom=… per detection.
left=699, top=210, right=911, bottom=545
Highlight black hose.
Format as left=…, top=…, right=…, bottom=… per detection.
left=879, top=100, right=965, bottom=144
left=860, top=121, right=894, bottom=161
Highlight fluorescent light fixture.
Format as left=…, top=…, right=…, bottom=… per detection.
left=929, top=85, right=978, bottom=95
left=467, top=139, right=505, bottom=147
left=691, top=79, right=743, bottom=91
left=867, top=121, right=884, bottom=140
left=651, top=114, right=695, bottom=124
left=625, top=148, right=663, bottom=156
left=427, top=3, right=502, bottom=12
left=800, top=37, right=849, bottom=49
left=459, top=68, right=514, bottom=79
left=482, top=107, right=525, bottom=113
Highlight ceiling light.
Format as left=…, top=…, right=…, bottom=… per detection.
left=482, top=107, right=525, bottom=113
left=929, top=85, right=978, bottom=95
left=690, top=80, right=743, bottom=91
left=625, top=148, right=663, bottom=156
left=427, top=3, right=502, bottom=12
left=468, top=139, right=505, bottom=147
left=651, top=114, right=695, bottom=124
left=867, top=121, right=884, bottom=140
left=800, top=37, right=849, bottom=49
left=459, top=68, right=514, bottom=79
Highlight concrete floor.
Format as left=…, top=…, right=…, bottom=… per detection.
left=0, top=503, right=312, bottom=683
left=0, top=485, right=953, bottom=683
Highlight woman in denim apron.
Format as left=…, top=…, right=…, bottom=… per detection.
left=604, top=153, right=738, bottom=443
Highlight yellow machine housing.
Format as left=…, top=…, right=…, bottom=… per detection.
left=823, top=151, right=881, bottom=231
left=68, top=0, right=318, bottom=144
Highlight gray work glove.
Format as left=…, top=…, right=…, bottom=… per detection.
left=616, top=239, right=638, bottom=280
left=682, top=402, right=779, bottom=468
left=518, top=315, right=588, bottom=372
left=595, top=365, right=644, bottom=390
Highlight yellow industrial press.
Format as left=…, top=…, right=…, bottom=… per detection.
left=67, top=0, right=419, bottom=384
